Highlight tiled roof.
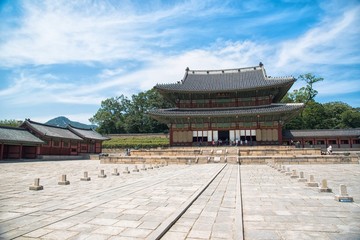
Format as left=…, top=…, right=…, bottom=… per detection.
left=283, top=129, right=360, bottom=138
left=148, top=103, right=304, bottom=117
left=22, top=120, right=83, bottom=140
left=155, top=66, right=295, bottom=93
left=68, top=125, right=110, bottom=141
left=0, top=126, right=44, bottom=145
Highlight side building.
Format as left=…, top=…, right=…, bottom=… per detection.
left=149, top=63, right=304, bottom=146
left=68, top=125, right=110, bottom=154
left=21, top=119, right=84, bottom=155
left=283, top=129, right=360, bottom=150
left=0, top=126, right=44, bottom=160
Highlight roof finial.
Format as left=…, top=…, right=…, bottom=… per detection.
left=185, top=67, right=189, bottom=72
left=259, top=62, right=264, bottom=67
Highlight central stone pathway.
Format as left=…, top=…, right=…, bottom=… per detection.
left=162, top=164, right=243, bottom=240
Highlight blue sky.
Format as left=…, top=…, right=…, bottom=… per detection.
left=0, top=0, right=359, bottom=124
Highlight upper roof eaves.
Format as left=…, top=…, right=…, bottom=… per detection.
left=68, top=125, right=110, bottom=141
left=155, top=65, right=295, bottom=93
left=23, top=120, right=83, bottom=140
left=0, top=126, right=44, bottom=144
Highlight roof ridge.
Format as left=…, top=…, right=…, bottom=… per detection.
left=26, top=119, right=68, bottom=129
left=185, top=66, right=262, bottom=75
left=0, top=125, right=27, bottom=131
left=68, top=124, right=93, bottom=130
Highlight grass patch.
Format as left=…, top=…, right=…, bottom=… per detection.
left=103, top=136, right=169, bottom=149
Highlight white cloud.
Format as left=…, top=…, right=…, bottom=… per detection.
left=0, top=0, right=232, bottom=67
left=277, top=5, right=360, bottom=69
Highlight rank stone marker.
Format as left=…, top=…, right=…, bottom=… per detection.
left=306, top=175, right=319, bottom=187
left=98, top=169, right=107, bottom=178
left=81, top=171, right=91, bottom=181
left=277, top=165, right=283, bottom=172
left=319, top=179, right=332, bottom=192
left=141, top=164, right=147, bottom=171
left=335, top=184, right=354, bottom=202
left=133, top=165, right=139, bottom=172
left=280, top=166, right=286, bottom=173
left=112, top=168, right=120, bottom=176
left=285, top=167, right=292, bottom=176
left=58, top=174, right=70, bottom=185
left=29, top=178, right=43, bottom=191
left=290, top=170, right=299, bottom=179
left=298, top=171, right=307, bottom=182
left=154, top=164, right=160, bottom=168
left=123, top=166, right=130, bottom=174
left=148, top=164, right=153, bottom=169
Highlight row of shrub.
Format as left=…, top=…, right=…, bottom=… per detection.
left=103, top=137, right=169, bottom=149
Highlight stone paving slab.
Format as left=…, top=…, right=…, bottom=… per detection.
left=0, top=160, right=223, bottom=239
left=241, top=164, right=360, bottom=240
left=162, top=164, right=242, bottom=240
left=0, top=160, right=359, bottom=240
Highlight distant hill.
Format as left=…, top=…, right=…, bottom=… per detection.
left=45, top=116, right=97, bottom=129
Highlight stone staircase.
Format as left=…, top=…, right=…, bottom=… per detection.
left=99, top=146, right=359, bottom=165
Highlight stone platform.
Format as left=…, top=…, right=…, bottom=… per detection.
left=99, top=146, right=359, bottom=165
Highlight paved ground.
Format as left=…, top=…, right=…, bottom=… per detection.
left=0, top=160, right=359, bottom=240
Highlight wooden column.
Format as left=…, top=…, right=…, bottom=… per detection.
left=277, top=123, right=283, bottom=145
left=19, top=144, right=23, bottom=159
left=169, top=124, right=173, bottom=146
left=0, top=143, right=3, bottom=160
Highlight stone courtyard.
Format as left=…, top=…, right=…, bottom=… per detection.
left=0, top=160, right=359, bottom=239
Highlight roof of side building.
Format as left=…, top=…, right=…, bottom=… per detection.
left=21, top=119, right=83, bottom=141
left=0, top=126, right=44, bottom=145
left=283, top=129, right=360, bottom=138
left=68, top=125, right=110, bottom=141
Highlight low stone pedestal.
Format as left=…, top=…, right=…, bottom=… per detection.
left=285, top=168, right=292, bottom=176
left=98, top=170, right=107, bottom=178
left=306, top=175, right=318, bottom=187
left=298, top=171, right=307, bottom=182
left=335, top=184, right=354, bottom=202
left=123, top=167, right=130, bottom=174
left=58, top=175, right=70, bottom=185
left=133, top=165, right=139, bottom=172
left=29, top=178, right=43, bottom=191
left=81, top=171, right=91, bottom=181
left=290, top=170, right=299, bottom=179
left=112, top=168, right=120, bottom=176
left=319, top=179, right=332, bottom=192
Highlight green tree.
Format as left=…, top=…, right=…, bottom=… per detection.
left=341, top=109, right=360, bottom=128
left=322, top=102, right=352, bottom=128
left=0, top=119, right=22, bottom=127
left=89, top=95, right=129, bottom=134
left=301, top=101, right=327, bottom=129
left=90, top=88, right=174, bottom=134
left=298, top=73, right=324, bottom=104
left=282, top=73, right=323, bottom=104
left=124, top=88, right=172, bottom=133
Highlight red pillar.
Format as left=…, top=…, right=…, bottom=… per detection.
left=19, top=144, right=23, bottom=159
left=0, top=143, right=3, bottom=160
left=169, top=124, right=173, bottom=146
